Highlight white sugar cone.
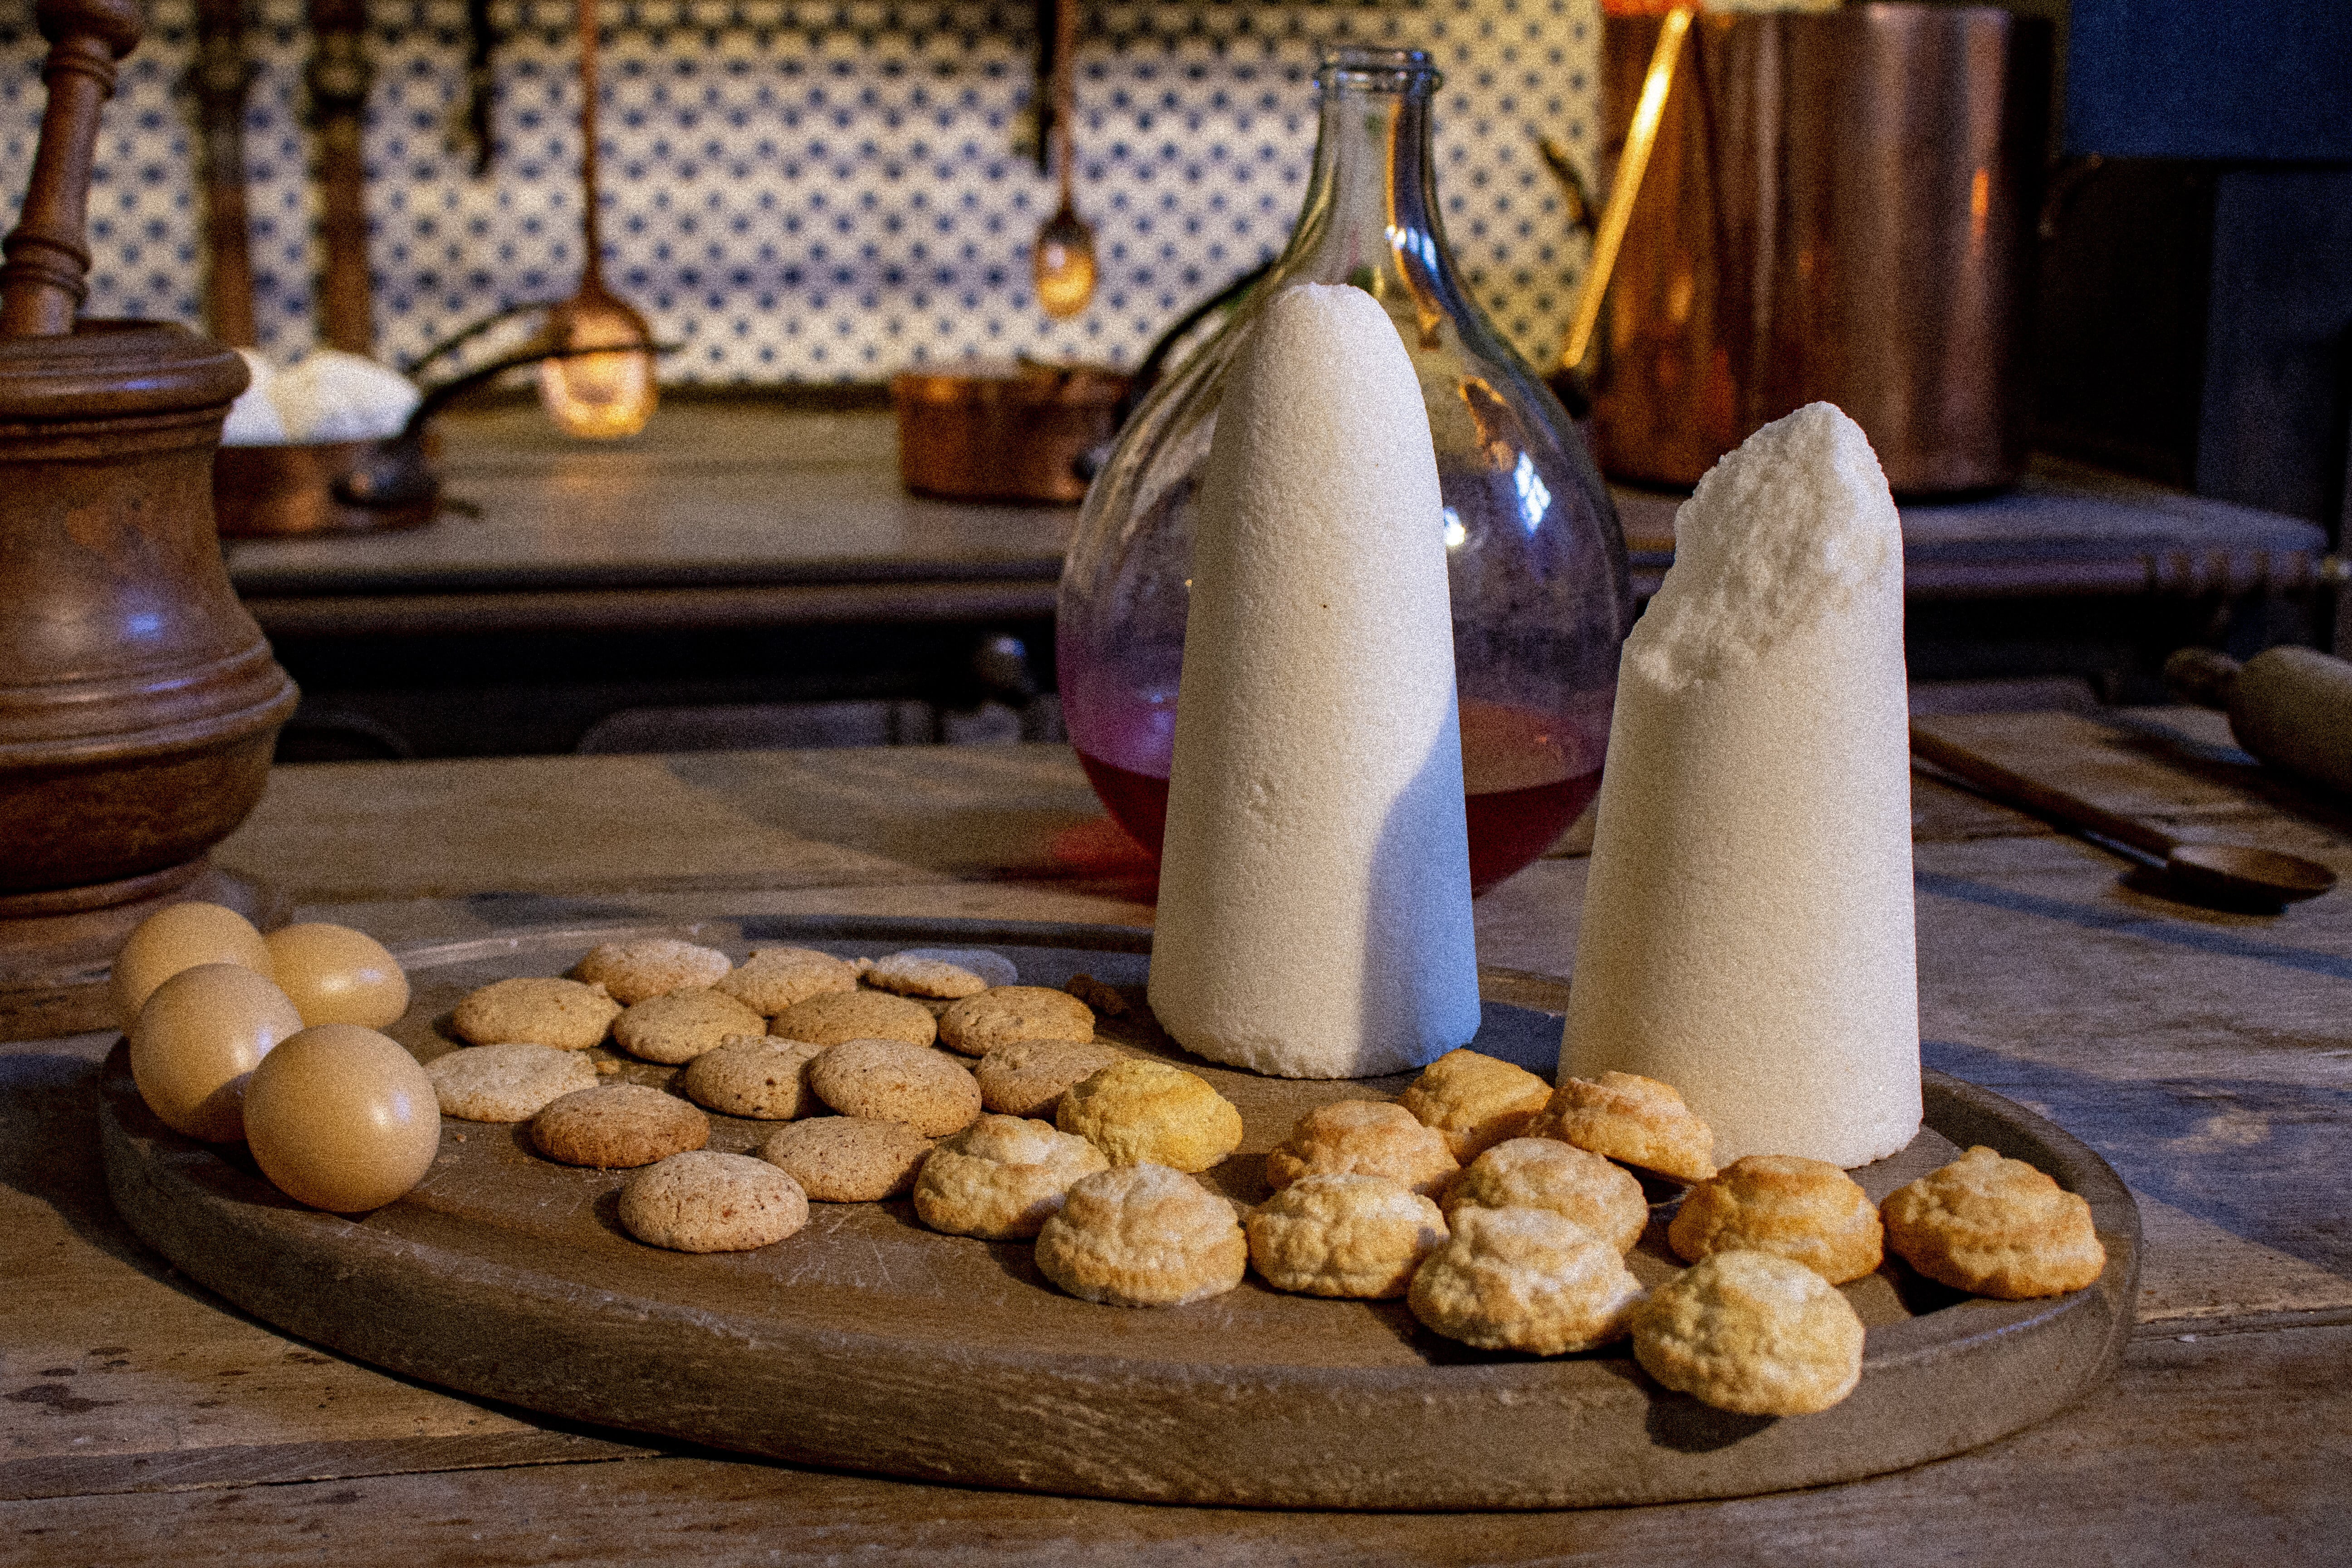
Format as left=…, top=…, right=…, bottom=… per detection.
left=1146, top=283, right=1480, bottom=1079
left=1561, top=403, right=1920, bottom=1166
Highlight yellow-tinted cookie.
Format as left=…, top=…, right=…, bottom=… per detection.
left=1632, top=1250, right=1865, bottom=1415
left=1396, top=1048, right=1553, bottom=1161
left=1881, top=1145, right=2105, bottom=1299
left=1055, top=1058, right=1242, bottom=1172
left=1670, top=1154, right=1884, bottom=1284
left=1264, top=1099, right=1459, bottom=1200
left=1529, top=1071, right=1716, bottom=1183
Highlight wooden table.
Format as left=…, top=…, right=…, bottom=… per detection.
left=7, top=710, right=2349, bottom=1560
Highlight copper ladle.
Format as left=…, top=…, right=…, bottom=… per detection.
left=539, top=0, right=656, bottom=438
left=1911, top=722, right=2336, bottom=909
left=1031, top=0, right=1095, bottom=319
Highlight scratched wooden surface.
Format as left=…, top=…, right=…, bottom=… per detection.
left=5, top=709, right=2349, bottom=1560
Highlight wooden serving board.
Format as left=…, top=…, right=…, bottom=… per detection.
left=99, top=914, right=2141, bottom=1510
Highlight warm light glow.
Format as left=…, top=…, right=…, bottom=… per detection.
left=1034, top=235, right=1098, bottom=319
left=538, top=297, right=657, bottom=440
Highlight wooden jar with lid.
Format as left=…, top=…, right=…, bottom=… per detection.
left=0, top=0, right=298, bottom=1037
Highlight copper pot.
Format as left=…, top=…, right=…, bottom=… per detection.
left=214, top=435, right=440, bottom=537
left=893, top=360, right=1130, bottom=504
left=1589, top=4, right=2050, bottom=495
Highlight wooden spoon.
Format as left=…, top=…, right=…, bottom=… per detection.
left=1031, top=0, right=1095, bottom=319
left=1910, top=721, right=2336, bottom=908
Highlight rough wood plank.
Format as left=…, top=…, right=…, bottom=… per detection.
left=0, top=1432, right=652, bottom=1504
left=6, top=1325, right=2345, bottom=1565
left=212, top=754, right=942, bottom=903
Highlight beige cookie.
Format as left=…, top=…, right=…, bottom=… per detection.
left=1246, top=1173, right=1449, bottom=1299
left=770, top=988, right=939, bottom=1049
left=760, top=1117, right=935, bottom=1201
left=1264, top=1099, right=1460, bottom=1200
left=1446, top=1137, right=1648, bottom=1254
left=1632, top=1250, right=1866, bottom=1415
left=1407, top=1205, right=1646, bottom=1356
left=612, top=988, right=767, bottom=1065
left=1055, top=1058, right=1242, bottom=1172
left=1671, top=1155, right=1885, bottom=1284
left=618, top=1151, right=809, bottom=1253
left=937, top=985, right=1095, bottom=1057
left=1529, top=1071, right=1717, bottom=1184
left=426, top=1042, right=598, bottom=1122
left=974, top=1038, right=1122, bottom=1119
left=572, top=938, right=732, bottom=1004
left=806, top=1038, right=983, bottom=1137
left=1881, top=1145, right=2106, bottom=1299
left=678, top=1035, right=828, bottom=1119
left=1034, top=1163, right=1248, bottom=1307
left=864, top=947, right=1020, bottom=999
left=713, top=946, right=860, bottom=1014
left=450, top=976, right=619, bottom=1051
left=532, top=1084, right=710, bottom=1169
left=1397, top=1048, right=1554, bottom=1162
left=912, top=1114, right=1111, bottom=1240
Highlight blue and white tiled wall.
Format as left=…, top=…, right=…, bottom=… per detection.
left=0, top=0, right=1597, bottom=382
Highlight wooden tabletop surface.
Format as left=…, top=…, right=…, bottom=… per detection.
left=7, top=708, right=2350, bottom=1562
left=218, top=406, right=2328, bottom=641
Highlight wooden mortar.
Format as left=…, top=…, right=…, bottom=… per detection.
left=0, top=0, right=299, bottom=1039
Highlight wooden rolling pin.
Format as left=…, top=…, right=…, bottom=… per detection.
left=2165, top=645, right=2352, bottom=796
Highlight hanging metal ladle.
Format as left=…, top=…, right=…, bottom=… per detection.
left=1031, top=0, right=1096, bottom=318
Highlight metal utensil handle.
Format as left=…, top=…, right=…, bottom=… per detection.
left=1909, top=720, right=2179, bottom=859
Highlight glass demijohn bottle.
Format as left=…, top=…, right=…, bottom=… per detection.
left=1057, top=46, right=1632, bottom=895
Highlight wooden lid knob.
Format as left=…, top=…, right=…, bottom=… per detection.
left=0, top=0, right=147, bottom=337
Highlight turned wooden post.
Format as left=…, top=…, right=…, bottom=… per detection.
left=0, top=0, right=143, bottom=337
left=306, top=0, right=375, bottom=353
left=190, top=0, right=260, bottom=347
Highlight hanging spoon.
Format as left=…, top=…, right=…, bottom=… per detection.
left=539, top=0, right=657, bottom=439
left=1911, top=721, right=2337, bottom=909
left=1031, top=0, right=1095, bottom=319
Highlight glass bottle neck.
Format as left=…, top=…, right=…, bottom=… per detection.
left=1275, top=57, right=1461, bottom=348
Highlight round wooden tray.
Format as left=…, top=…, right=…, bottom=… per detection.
left=100, top=914, right=2140, bottom=1510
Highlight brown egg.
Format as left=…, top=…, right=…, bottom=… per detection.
left=129, top=963, right=306, bottom=1142
left=111, top=902, right=275, bottom=1027
left=263, top=923, right=411, bottom=1029
left=243, top=1024, right=440, bottom=1212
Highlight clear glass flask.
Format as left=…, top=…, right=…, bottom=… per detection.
left=1056, top=47, right=1632, bottom=894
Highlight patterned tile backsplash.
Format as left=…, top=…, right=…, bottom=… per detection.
left=2, top=0, right=1597, bottom=383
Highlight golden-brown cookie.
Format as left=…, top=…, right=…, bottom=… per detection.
left=611, top=988, right=766, bottom=1065
left=974, top=1038, right=1122, bottom=1119
left=760, top=1117, right=935, bottom=1201
left=770, top=988, right=939, bottom=1048
left=1446, top=1137, right=1648, bottom=1254
left=572, top=938, right=732, bottom=1004
left=912, top=1114, right=1111, bottom=1240
left=426, top=1042, right=598, bottom=1122
left=1264, top=1099, right=1460, bottom=1200
left=1055, top=1058, right=1243, bottom=1172
left=450, top=976, right=619, bottom=1051
left=937, top=985, right=1095, bottom=1057
left=1034, top=1164, right=1248, bottom=1307
left=1881, top=1145, right=2106, bottom=1299
left=1632, top=1250, right=1866, bottom=1415
left=531, top=1084, right=710, bottom=1169
left=1670, top=1155, right=1884, bottom=1284
left=1246, top=1173, right=1448, bottom=1299
left=713, top=946, right=860, bottom=1014
left=865, top=947, right=1019, bottom=999
left=677, top=1035, right=828, bottom=1119
left=618, top=1151, right=809, bottom=1252
left=1396, top=1048, right=1554, bottom=1161
left=1406, top=1205, right=1646, bottom=1355
left=805, top=1038, right=983, bottom=1137
left=1529, top=1071, right=1717, bottom=1183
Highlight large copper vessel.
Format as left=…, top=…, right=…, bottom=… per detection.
left=1589, top=4, right=2050, bottom=495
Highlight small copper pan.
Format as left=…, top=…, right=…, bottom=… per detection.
left=893, top=360, right=1131, bottom=504
left=213, top=437, right=441, bottom=538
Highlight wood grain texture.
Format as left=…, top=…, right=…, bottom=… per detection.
left=97, top=922, right=2134, bottom=1510
left=5, top=1323, right=2345, bottom=1565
